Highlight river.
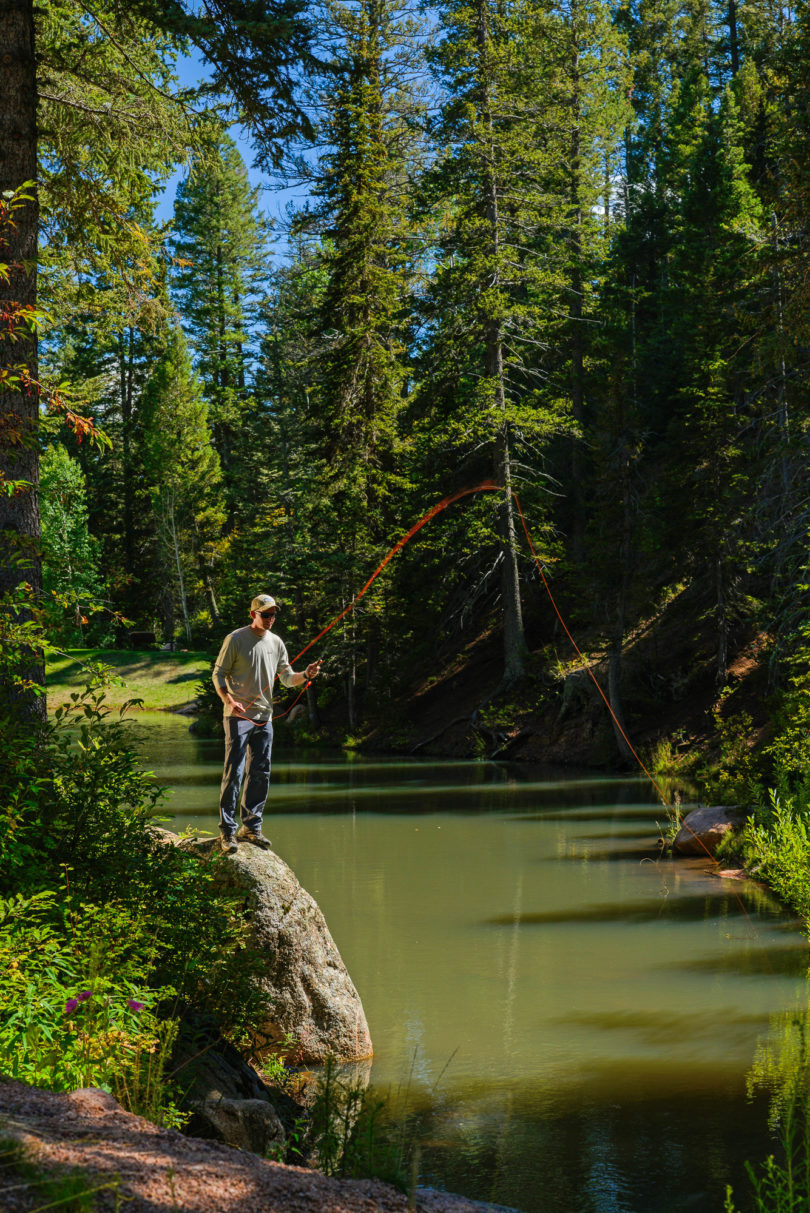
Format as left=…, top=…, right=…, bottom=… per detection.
left=133, top=713, right=808, bottom=1212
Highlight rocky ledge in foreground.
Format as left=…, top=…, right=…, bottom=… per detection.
left=0, top=1081, right=518, bottom=1213
left=159, top=830, right=373, bottom=1063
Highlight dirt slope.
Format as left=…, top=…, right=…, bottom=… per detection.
left=0, top=1081, right=516, bottom=1213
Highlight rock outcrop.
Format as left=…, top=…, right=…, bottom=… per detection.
left=169, top=1011, right=297, bottom=1154
left=673, top=805, right=749, bottom=857
left=178, top=835, right=373, bottom=1064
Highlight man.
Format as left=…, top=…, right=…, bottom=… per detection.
left=212, top=593, right=322, bottom=854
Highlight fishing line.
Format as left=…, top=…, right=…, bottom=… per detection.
left=288, top=480, right=502, bottom=667
left=234, top=475, right=766, bottom=936
left=230, top=481, right=501, bottom=722
left=235, top=483, right=745, bottom=870
left=511, top=491, right=670, bottom=809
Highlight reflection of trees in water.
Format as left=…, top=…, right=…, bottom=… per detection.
left=725, top=997, right=810, bottom=1210
left=411, top=1083, right=772, bottom=1212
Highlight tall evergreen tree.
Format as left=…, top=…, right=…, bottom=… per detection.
left=273, top=0, right=424, bottom=724
left=40, top=444, right=106, bottom=645
left=416, top=0, right=577, bottom=681
left=170, top=133, right=272, bottom=497
left=141, top=324, right=224, bottom=642
left=0, top=0, right=317, bottom=704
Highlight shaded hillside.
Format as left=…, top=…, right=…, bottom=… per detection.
left=363, top=578, right=770, bottom=777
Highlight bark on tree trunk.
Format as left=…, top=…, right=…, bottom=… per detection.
left=0, top=0, right=44, bottom=718
left=476, top=0, right=527, bottom=682
left=715, top=554, right=728, bottom=688
left=119, top=328, right=136, bottom=586
left=342, top=597, right=356, bottom=733
left=728, top=0, right=740, bottom=75
left=608, top=441, right=635, bottom=763
left=168, top=493, right=191, bottom=646
left=495, top=426, right=527, bottom=681
left=568, top=44, right=586, bottom=565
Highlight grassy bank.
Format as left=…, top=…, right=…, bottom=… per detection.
left=46, top=649, right=211, bottom=712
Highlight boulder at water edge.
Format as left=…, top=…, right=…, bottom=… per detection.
left=673, top=805, right=749, bottom=857
left=181, top=836, right=373, bottom=1063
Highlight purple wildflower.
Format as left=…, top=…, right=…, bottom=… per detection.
left=127, top=1000, right=144, bottom=1013
left=64, top=998, right=79, bottom=1015
left=77, top=990, right=92, bottom=1002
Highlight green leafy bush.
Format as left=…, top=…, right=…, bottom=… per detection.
left=0, top=599, right=266, bottom=1123
left=701, top=692, right=762, bottom=805
left=300, top=1058, right=416, bottom=1191
left=0, top=887, right=184, bottom=1124
left=735, top=790, right=810, bottom=921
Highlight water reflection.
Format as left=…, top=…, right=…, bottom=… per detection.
left=126, top=714, right=805, bottom=1212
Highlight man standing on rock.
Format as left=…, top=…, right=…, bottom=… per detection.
left=213, top=593, right=321, bottom=854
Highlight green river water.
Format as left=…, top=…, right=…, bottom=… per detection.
left=132, top=713, right=809, bottom=1213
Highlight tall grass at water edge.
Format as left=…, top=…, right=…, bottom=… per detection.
left=269, top=1058, right=421, bottom=1202
left=725, top=1006, right=810, bottom=1213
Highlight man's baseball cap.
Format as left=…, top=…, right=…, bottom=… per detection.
left=250, top=594, right=278, bottom=612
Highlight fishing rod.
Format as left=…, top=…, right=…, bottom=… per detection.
left=262, top=484, right=760, bottom=938
left=239, top=484, right=697, bottom=821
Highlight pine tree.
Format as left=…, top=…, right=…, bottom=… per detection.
left=170, top=133, right=272, bottom=498
left=0, top=0, right=316, bottom=704
left=670, top=82, right=765, bottom=684
left=416, top=0, right=577, bottom=681
left=275, top=0, right=423, bottom=725
left=141, top=325, right=224, bottom=643
left=541, top=0, right=631, bottom=560
left=40, top=444, right=106, bottom=645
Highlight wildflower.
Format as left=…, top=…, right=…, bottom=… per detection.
left=77, top=990, right=92, bottom=1002
left=127, top=1000, right=144, bottom=1013
left=64, top=998, right=79, bottom=1015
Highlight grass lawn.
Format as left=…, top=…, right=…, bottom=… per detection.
left=46, top=649, right=212, bottom=712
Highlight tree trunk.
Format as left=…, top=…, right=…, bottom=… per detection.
left=715, top=553, right=728, bottom=688
left=608, top=441, right=635, bottom=763
left=728, top=0, right=739, bottom=75
left=495, top=426, right=527, bottom=681
left=476, top=0, right=526, bottom=681
left=168, top=493, right=191, bottom=646
left=345, top=602, right=356, bottom=734
left=568, top=39, right=586, bottom=565
left=119, top=328, right=136, bottom=584
left=0, top=0, right=44, bottom=718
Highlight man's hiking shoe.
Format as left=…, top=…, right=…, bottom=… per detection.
left=237, top=825, right=272, bottom=850
left=219, top=833, right=238, bottom=854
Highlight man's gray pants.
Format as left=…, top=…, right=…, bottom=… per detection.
left=219, top=717, right=273, bottom=836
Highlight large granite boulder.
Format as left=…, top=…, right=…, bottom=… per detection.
left=180, top=836, right=373, bottom=1064
left=673, top=805, right=749, bottom=857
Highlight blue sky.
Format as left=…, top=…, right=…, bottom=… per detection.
left=153, top=51, right=306, bottom=246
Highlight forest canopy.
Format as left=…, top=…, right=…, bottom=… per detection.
left=1, top=0, right=809, bottom=757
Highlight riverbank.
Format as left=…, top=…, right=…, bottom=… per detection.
left=46, top=649, right=211, bottom=712
left=0, top=1081, right=513, bottom=1213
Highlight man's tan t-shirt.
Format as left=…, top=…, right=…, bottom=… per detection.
left=212, top=626, right=295, bottom=721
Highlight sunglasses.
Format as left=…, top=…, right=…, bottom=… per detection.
left=259, top=609, right=277, bottom=619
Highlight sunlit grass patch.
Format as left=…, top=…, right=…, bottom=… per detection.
left=45, top=649, right=211, bottom=712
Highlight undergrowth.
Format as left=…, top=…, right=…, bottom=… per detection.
left=289, top=1058, right=418, bottom=1194
left=0, top=594, right=265, bottom=1126
left=725, top=1006, right=810, bottom=1212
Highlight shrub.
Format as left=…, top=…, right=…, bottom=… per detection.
left=0, top=887, right=185, bottom=1125
left=735, top=790, right=810, bottom=921
left=0, top=617, right=266, bottom=1121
